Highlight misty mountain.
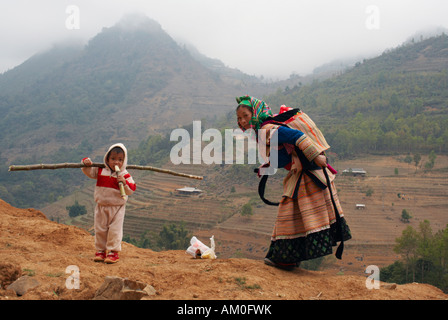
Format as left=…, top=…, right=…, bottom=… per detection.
left=2, top=14, right=448, bottom=209
left=0, top=42, right=84, bottom=95
left=0, top=14, right=266, bottom=163
left=266, top=34, right=448, bottom=156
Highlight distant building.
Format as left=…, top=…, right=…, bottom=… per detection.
left=342, top=168, right=367, bottom=176
left=356, top=204, right=366, bottom=210
left=175, top=186, right=203, bottom=195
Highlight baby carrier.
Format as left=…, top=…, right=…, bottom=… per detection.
left=255, top=106, right=333, bottom=204
left=255, top=106, right=345, bottom=259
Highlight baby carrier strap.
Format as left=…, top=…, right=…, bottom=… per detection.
left=254, top=144, right=326, bottom=207
left=262, top=108, right=300, bottom=126
left=323, top=167, right=345, bottom=259
left=254, top=109, right=298, bottom=207
left=255, top=109, right=327, bottom=206
left=254, top=168, right=280, bottom=206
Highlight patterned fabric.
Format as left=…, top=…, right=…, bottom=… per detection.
left=296, top=135, right=321, bottom=162
left=272, top=175, right=344, bottom=240
left=259, top=123, right=336, bottom=198
left=266, top=106, right=330, bottom=156
left=236, top=95, right=274, bottom=131
left=236, top=96, right=351, bottom=264
left=265, top=217, right=352, bottom=264
left=286, top=108, right=330, bottom=152
left=263, top=170, right=351, bottom=265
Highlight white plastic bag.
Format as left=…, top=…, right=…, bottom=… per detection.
left=201, top=236, right=217, bottom=259
left=186, top=236, right=210, bottom=258
left=186, top=235, right=217, bottom=259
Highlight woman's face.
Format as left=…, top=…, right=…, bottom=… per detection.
left=236, top=106, right=253, bottom=130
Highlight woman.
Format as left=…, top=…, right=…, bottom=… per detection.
left=236, top=95, right=351, bottom=270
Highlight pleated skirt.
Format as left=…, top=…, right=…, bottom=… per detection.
left=265, top=174, right=352, bottom=265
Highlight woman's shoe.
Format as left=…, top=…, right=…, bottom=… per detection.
left=263, top=258, right=296, bottom=271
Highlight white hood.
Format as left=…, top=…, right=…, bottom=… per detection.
left=103, top=143, right=128, bottom=172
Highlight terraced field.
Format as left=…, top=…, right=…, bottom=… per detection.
left=41, top=155, right=448, bottom=275
left=45, top=165, right=240, bottom=240
left=197, top=154, right=448, bottom=274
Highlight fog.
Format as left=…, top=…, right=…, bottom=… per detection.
left=1, top=0, right=447, bottom=79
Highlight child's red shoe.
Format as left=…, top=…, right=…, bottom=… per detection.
left=105, top=251, right=119, bottom=264
left=94, top=251, right=106, bottom=262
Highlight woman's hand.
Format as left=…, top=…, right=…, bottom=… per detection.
left=314, top=155, right=327, bottom=168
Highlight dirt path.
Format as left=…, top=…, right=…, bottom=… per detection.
left=1, top=199, right=446, bottom=302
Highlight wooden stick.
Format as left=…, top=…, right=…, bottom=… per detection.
left=8, top=162, right=203, bottom=180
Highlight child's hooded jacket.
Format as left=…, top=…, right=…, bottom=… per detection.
left=82, top=143, right=136, bottom=206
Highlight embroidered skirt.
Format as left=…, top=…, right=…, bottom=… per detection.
left=265, top=174, right=351, bottom=265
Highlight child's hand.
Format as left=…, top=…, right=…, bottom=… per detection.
left=117, top=176, right=126, bottom=185
left=82, top=158, right=93, bottom=166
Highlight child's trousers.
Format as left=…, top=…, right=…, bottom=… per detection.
left=94, top=204, right=125, bottom=252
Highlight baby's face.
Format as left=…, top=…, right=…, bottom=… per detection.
left=107, top=151, right=124, bottom=171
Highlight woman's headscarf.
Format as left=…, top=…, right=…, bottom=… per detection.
left=236, top=95, right=273, bottom=131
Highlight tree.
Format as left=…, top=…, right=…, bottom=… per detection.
left=404, top=154, right=412, bottom=166
left=383, top=222, right=448, bottom=292
left=401, top=209, right=412, bottom=223
left=417, top=220, right=433, bottom=282
left=394, top=225, right=419, bottom=282
left=66, top=200, right=87, bottom=218
left=436, top=227, right=448, bottom=270
left=241, top=202, right=253, bottom=217
left=381, top=261, right=407, bottom=284
left=424, top=150, right=437, bottom=170
left=413, top=153, right=421, bottom=172
left=157, top=222, right=190, bottom=250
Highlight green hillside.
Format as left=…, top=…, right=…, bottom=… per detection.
left=265, top=34, right=448, bottom=157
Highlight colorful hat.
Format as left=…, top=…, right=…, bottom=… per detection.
left=236, top=95, right=273, bottom=131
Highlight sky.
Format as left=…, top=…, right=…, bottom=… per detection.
left=1, top=0, right=448, bottom=79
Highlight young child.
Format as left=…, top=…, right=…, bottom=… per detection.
left=81, top=143, right=136, bottom=263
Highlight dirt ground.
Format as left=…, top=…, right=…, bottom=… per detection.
left=1, top=199, right=446, bottom=302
